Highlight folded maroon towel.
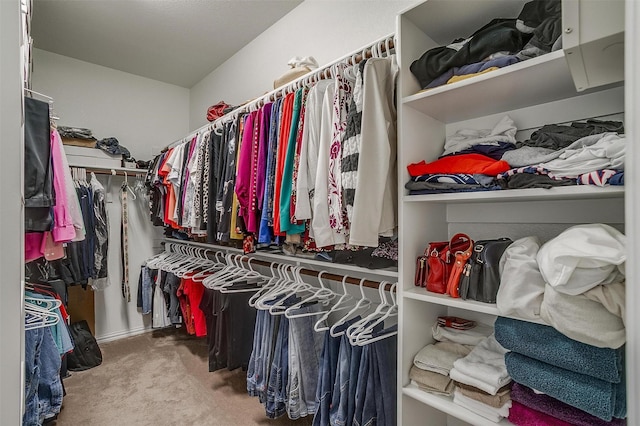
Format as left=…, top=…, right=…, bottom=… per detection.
left=511, top=383, right=626, bottom=426
left=509, top=401, right=573, bottom=426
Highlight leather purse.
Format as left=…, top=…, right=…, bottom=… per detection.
left=459, top=238, right=513, bottom=303
left=415, top=251, right=429, bottom=287
left=445, top=234, right=474, bottom=298
left=422, top=234, right=473, bottom=295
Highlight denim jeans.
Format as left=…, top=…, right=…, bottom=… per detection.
left=247, top=309, right=266, bottom=397
left=352, top=345, right=370, bottom=426
left=329, top=316, right=362, bottom=426
left=356, top=325, right=398, bottom=426
left=375, top=326, right=397, bottom=426
left=287, top=306, right=324, bottom=419
left=141, top=266, right=154, bottom=314
left=38, top=327, right=64, bottom=422
left=24, top=327, right=44, bottom=426
left=265, top=316, right=289, bottom=418
left=313, top=321, right=351, bottom=426
left=255, top=312, right=279, bottom=403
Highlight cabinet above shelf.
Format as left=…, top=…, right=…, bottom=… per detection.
left=401, top=50, right=622, bottom=124
left=403, top=185, right=624, bottom=204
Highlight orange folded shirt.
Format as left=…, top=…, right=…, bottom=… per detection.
left=407, top=153, right=511, bottom=177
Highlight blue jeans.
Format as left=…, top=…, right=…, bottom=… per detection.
left=38, top=327, right=63, bottom=422
left=352, top=345, right=370, bottom=426
left=329, top=316, right=362, bottom=426
left=255, top=312, right=277, bottom=403
left=141, top=266, right=154, bottom=314
left=265, top=316, right=289, bottom=418
left=313, top=321, right=351, bottom=426
left=247, top=310, right=266, bottom=397
left=24, top=327, right=44, bottom=426
left=357, top=325, right=398, bottom=426
left=287, top=306, right=325, bottom=419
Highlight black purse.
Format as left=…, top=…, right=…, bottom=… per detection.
left=67, top=320, right=103, bottom=371
left=459, top=238, right=513, bottom=303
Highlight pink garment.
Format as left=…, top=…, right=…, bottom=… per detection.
left=50, top=130, right=76, bottom=242
left=235, top=111, right=257, bottom=230
left=25, top=232, right=45, bottom=262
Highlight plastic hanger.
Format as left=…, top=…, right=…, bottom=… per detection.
left=349, top=282, right=398, bottom=346
left=329, top=278, right=373, bottom=337
left=313, top=275, right=355, bottom=332
left=346, top=280, right=391, bottom=341
left=284, top=271, right=337, bottom=319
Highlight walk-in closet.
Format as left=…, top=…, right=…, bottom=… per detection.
left=1, top=0, right=639, bottom=425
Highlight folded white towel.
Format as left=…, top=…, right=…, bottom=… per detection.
left=537, top=223, right=626, bottom=295
left=450, top=335, right=511, bottom=395
left=432, top=322, right=494, bottom=346
left=413, top=342, right=472, bottom=375
left=453, top=389, right=511, bottom=422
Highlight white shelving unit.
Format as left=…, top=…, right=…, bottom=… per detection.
left=396, top=0, right=626, bottom=425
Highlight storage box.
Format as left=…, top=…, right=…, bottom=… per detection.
left=64, top=145, right=122, bottom=168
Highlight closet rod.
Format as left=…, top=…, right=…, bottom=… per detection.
left=162, top=32, right=395, bottom=152
left=162, top=241, right=396, bottom=292
left=69, top=166, right=146, bottom=178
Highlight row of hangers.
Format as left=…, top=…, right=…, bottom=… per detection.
left=24, top=282, right=62, bottom=331
left=145, top=243, right=397, bottom=345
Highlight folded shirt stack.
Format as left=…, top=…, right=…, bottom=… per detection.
left=449, top=334, right=512, bottom=422
left=495, top=316, right=627, bottom=424
left=410, top=337, right=473, bottom=396
left=405, top=115, right=626, bottom=195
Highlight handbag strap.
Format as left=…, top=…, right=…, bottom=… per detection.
left=449, top=233, right=473, bottom=258
left=446, top=233, right=473, bottom=298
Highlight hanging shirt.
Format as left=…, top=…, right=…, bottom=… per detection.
left=50, top=129, right=75, bottom=242
left=259, top=98, right=283, bottom=244
left=279, top=87, right=308, bottom=235
left=349, top=56, right=400, bottom=247
left=273, top=93, right=296, bottom=236
left=253, top=104, right=272, bottom=234
left=230, top=115, right=245, bottom=240
left=327, top=66, right=353, bottom=232
left=312, top=83, right=346, bottom=248
left=295, top=80, right=334, bottom=221
left=235, top=111, right=257, bottom=231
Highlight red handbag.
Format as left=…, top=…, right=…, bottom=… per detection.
left=424, top=234, right=473, bottom=295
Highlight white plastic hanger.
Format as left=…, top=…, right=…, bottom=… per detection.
left=329, top=278, right=373, bottom=337
left=313, top=275, right=355, bottom=332
left=284, top=271, right=337, bottom=319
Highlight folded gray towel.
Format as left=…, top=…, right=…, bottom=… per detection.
left=495, top=316, right=624, bottom=383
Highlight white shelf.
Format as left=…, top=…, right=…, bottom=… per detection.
left=402, top=383, right=513, bottom=426
left=402, top=51, right=621, bottom=124
left=403, top=287, right=501, bottom=315
left=403, top=185, right=625, bottom=204
left=163, top=238, right=399, bottom=280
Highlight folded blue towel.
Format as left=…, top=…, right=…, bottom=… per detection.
left=495, top=316, right=623, bottom=383
left=505, top=352, right=626, bottom=421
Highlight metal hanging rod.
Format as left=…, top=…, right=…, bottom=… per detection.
left=162, top=239, right=397, bottom=292
left=162, top=33, right=396, bottom=152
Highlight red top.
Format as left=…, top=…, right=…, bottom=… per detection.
left=407, top=153, right=511, bottom=177
left=181, top=276, right=208, bottom=337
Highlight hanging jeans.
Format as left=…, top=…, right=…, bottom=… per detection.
left=24, top=327, right=45, bottom=426
left=265, top=316, right=289, bottom=418
left=287, top=306, right=325, bottom=419
left=313, top=321, right=353, bottom=426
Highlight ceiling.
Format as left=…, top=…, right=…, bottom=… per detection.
left=31, top=0, right=303, bottom=88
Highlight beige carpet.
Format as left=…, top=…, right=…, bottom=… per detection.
left=55, top=328, right=313, bottom=426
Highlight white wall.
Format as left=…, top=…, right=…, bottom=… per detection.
left=0, top=1, right=25, bottom=423
left=189, top=0, right=419, bottom=130
left=31, top=49, right=187, bottom=340
left=32, top=48, right=190, bottom=160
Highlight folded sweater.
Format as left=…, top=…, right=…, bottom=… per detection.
left=449, top=335, right=511, bottom=395
left=413, top=342, right=472, bottom=375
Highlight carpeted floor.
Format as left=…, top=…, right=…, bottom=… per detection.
left=54, top=328, right=313, bottom=426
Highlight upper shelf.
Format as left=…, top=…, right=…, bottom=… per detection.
left=403, top=185, right=624, bottom=204
left=402, top=50, right=621, bottom=124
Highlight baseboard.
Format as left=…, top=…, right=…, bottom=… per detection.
left=95, top=326, right=152, bottom=344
